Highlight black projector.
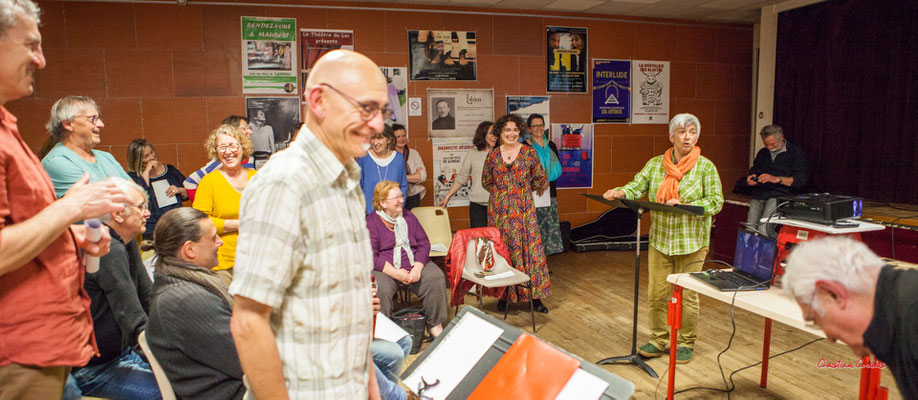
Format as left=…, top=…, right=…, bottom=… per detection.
left=776, top=193, right=863, bottom=225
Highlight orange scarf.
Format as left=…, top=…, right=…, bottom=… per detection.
left=656, top=146, right=701, bottom=203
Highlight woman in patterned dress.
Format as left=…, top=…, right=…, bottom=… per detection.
left=482, top=114, right=551, bottom=313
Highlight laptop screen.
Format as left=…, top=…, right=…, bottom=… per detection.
left=733, top=230, right=777, bottom=282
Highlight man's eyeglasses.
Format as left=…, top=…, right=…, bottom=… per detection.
left=80, top=115, right=103, bottom=125
left=217, top=143, right=241, bottom=152
left=529, top=124, right=544, bottom=129
left=131, top=201, right=149, bottom=211
left=320, top=83, right=393, bottom=121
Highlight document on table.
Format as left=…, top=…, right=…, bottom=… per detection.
left=403, top=312, right=503, bottom=399
left=554, top=368, right=610, bottom=400
left=374, top=314, right=409, bottom=343
left=151, top=179, right=178, bottom=207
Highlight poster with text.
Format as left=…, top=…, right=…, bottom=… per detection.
left=550, top=123, right=593, bottom=188
left=592, top=59, right=631, bottom=123
left=245, top=97, right=301, bottom=163
left=242, top=17, right=297, bottom=94
left=433, top=138, right=476, bottom=207
left=300, top=29, right=354, bottom=99
left=506, top=96, right=551, bottom=140
left=408, top=30, right=477, bottom=81
left=381, top=67, right=408, bottom=132
left=547, top=26, right=587, bottom=93
left=631, top=60, right=669, bottom=124
left=427, top=88, right=493, bottom=138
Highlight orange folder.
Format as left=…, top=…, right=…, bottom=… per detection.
left=468, top=333, right=580, bottom=399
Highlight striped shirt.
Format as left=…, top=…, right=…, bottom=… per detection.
left=616, top=154, right=724, bottom=256
left=230, top=127, right=373, bottom=399
left=183, top=159, right=255, bottom=191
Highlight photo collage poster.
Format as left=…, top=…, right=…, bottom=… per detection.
left=241, top=17, right=298, bottom=95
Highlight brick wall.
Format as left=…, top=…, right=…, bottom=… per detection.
left=9, top=0, right=753, bottom=229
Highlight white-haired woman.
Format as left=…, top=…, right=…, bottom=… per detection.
left=602, top=113, right=723, bottom=364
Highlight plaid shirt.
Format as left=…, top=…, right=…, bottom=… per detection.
left=230, top=127, right=373, bottom=399
left=616, top=154, right=724, bottom=256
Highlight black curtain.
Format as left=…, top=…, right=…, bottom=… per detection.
left=775, top=0, right=918, bottom=203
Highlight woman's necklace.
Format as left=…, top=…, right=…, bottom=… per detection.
left=376, top=162, right=389, bottom=181
left=502, top=145, right=520, bottom=164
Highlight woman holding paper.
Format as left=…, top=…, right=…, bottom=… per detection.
left=193, top=125, right=256, bottom=286
left=126, top=139, right=187, bottom=240
left=522, top=114, right=564, bottom=256
left=367, top=180, right=448, bottom=338
left=437, top=121, right=496, bottom=228
left=482, top=114, right=551, bottom=314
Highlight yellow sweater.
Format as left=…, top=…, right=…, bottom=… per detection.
left=192, top=168, right=256, bottom=271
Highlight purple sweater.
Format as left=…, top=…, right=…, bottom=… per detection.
left=366, top=209, right=431, bottom=272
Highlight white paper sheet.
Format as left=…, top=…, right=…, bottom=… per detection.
left=484, top=270, right=515, bottom=280
left=555, top=368, right=610, bottom=400
left=374, top=314, right=410, bottom=343
left=430, top=243, right=448, bottom=253
left=404, top=313, right=503, bottom=399
left=151, top=179, right=178, bottom=207
left=533, top=189, right=551, bottom=208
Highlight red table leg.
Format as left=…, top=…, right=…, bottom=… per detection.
left=667, top=286, right=684, bottom=400
left=761, top=318, right=772, bottom=387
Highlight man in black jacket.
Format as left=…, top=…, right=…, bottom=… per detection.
left=745, top=125, right=808, bottom=238
left=64, top=177, right=159, bottom=400
left=785, top=237, right=918, bottom=399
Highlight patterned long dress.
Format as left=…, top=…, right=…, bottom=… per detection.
left=482, top=145, right=551, bottom=302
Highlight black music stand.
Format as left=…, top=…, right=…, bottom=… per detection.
left=581, top=194, right=704, bottom=378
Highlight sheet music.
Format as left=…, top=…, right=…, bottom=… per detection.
left=555, top=368, right=610, bottom=400
left=374, top=314, right=409, bottom=343
left=404, top=312, right=503, bottom=399
left=533, top=189, right=551, bottom=208
left=430, top=243, right=448, bottom=253
left=151, top=179, right=178, bottom=207
left=484, top=270, right=515, bottom=280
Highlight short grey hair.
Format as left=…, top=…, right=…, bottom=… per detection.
left=783, top=236, right=885, bottom=317
left=46, top=96, right=100, bottom=140
left=668, top=113, right=700, bottom=137
left=98, top=177, right=148, bottom=223
left=759, top=124, right=784, bottom=141
left=0, top=0, right=40, bottom=39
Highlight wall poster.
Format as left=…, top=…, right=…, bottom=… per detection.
left=592, top=59, right=631, bottom=123
left=427, top=88, right=493, bottom=139
left=241, top=17, right=297, bottom=94
left=506, top=96, right=551, bottom=140
left=245, top=97, right=301, bottom=163
left=409, top=30, right=477, bottom=81
left=550, top=123, right=593, bottom=188
left=432, top=138, right=476, bottom=207
left=631, top=60, right=670, bottom=124
left=547, top=26, right=587, bottom=93
left=300, top=29, right=354, bottom=97
left=380, top=67, right=408, bottom=132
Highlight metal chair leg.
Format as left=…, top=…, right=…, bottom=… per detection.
left=454, top=278, right=462, bottom=315
left=476, top=284, right=483, bottom=310
left=528, top=284, right=536, bottom=332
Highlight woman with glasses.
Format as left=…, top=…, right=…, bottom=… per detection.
left=367, top=181, right=448, bottom=338
left=523, top=114, right=564, bottom=256
left=357, top=125, right=409, bottom=215
left=41, top=95, right=131, bottom=197
left=126, top=139, right=187, bottom=240
left=192, top=125, right=255, bottom=286
left=482, top=114, right=551, bottom=314
left=437, top=121, right=496, bottom=228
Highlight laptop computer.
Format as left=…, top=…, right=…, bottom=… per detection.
left=690, top=229, right=777, bottom=291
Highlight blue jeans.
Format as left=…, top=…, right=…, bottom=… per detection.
left=374, top=363, right=406, bottom=400
left=62, top=349, right=161, bottom=400
left=371, top=336, right=412, bottom=382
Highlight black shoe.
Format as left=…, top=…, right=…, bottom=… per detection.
left=531, top=299, right=549, bottom=314
left=497, top=299, right=508, bottom=312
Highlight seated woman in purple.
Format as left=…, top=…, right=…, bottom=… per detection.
left=367, top=180, right=449, bottom=338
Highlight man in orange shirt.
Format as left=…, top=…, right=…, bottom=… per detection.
left=0, top=1, right=129, bottom=398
